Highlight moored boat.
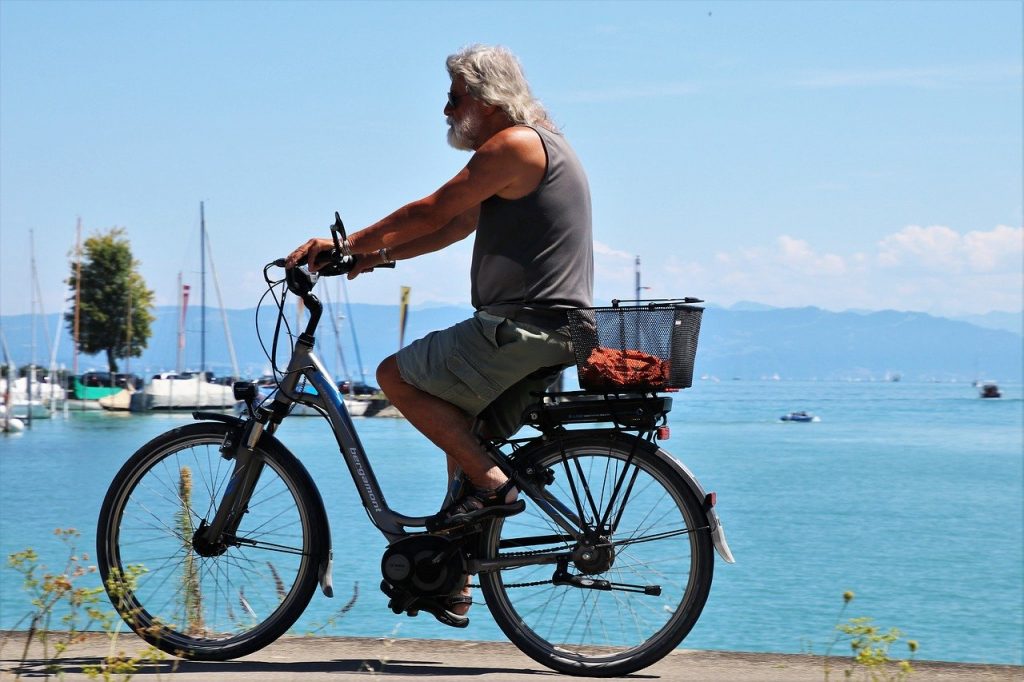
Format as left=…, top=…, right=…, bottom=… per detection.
left=0, top=405, right=25, bottom=433
left=68, top=372, right=143, bottom=410
left=235, top=377, right=373, bottom=417
left=127, top=371, right=236, bottom=412
left=780, top=411, right=820, bottom=423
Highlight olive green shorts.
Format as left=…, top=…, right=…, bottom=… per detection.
left=395, top=311, right=574, bottom=438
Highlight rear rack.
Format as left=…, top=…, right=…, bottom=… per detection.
left=522, top=390, right=672, bottom=432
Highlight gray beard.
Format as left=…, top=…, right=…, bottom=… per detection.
left=446, top=109, right=481, bottom=151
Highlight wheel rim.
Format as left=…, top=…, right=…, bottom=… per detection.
left=482, top=441, right=708, bottom=665
left=102, top=433, right=313, bottom=649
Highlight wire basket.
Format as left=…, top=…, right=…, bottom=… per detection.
left=567, top=300, right=703, bottom=392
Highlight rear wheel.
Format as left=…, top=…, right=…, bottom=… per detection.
left=96, top=421, right=328, bottom=660
left=478, top=433, right=714, bottom=677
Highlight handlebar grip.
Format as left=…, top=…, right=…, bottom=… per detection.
left=313, top=249, right=342, bottom=268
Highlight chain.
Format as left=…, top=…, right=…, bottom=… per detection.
left=472, top=545, right=569, bottom=589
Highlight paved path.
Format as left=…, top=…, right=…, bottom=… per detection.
left=2, top=633, right=1020, bottom=681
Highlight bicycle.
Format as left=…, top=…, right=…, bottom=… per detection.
left=96, top=213, right=735, bottom=677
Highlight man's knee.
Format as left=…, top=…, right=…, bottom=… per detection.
left=377, top=355, right=402, bottom=392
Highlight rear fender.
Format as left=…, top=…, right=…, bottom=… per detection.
left=530, top=430, right=735, bottom=564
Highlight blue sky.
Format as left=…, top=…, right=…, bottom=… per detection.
left=1, top=0, right=1021, bottom=319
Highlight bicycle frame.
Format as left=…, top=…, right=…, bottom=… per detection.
left=268, top=331, right=591, bottom=558
left=197, top=270, right=590, bottom=561
left=196, top=264, right=732, bottom=592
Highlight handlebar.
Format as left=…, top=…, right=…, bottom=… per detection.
left=270, top=212, right=397, bottom=339
left=275, top=251, right=395, bottom=298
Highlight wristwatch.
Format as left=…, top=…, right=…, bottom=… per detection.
left=378, top=247, right=393, bottom=265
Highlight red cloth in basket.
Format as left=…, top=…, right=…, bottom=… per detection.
left=580, top=347, right=669, bottom=388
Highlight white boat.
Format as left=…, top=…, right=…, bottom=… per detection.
left=127, top=372, right=235, bottom=412
left=2, top=372, right=66, bottom=408
left=1, top=404, right=26, bottom=433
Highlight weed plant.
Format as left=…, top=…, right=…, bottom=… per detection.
left=824, top=590, right=919, bottom=681
left=1, top=528, right=171, bottom=681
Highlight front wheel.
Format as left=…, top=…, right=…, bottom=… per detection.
left=478, top=433, right=715, bottom=677
left=96, top=421, right=329, bottom=660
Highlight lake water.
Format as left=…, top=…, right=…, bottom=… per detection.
left=1, top=380, right=1021, bottom=665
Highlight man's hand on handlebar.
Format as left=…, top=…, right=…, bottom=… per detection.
left=285, top=238, right=334, bottom=272
left=345, top=250, right=386, bottom=280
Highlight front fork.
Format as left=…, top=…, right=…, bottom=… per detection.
left=191, top=420, right=266, bottom=557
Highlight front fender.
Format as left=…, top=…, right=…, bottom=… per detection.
left=190, top=412, right=337, bottom=595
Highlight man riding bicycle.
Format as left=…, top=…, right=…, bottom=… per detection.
left=286, top=44, right=594, bottom=620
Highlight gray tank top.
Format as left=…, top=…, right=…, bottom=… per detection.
left=471, top=125, right=594, bottom=330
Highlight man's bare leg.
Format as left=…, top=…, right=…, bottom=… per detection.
left=378, top=355, right=506, bottom=616
left=377, top=355, right=509, bottom=493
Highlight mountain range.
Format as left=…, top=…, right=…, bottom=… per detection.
left=1, top=303, right=1020, bottom=383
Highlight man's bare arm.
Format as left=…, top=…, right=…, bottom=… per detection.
left=346, top=207, right=479, bottom=278
left=348, top=126, right=543, bottom=253
left=286, top=126, right=542, bottom=270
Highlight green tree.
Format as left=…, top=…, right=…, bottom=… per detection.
left=65, top=228, right=155, bottom=373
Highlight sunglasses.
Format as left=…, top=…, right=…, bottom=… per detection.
left=447, top=91, right=470, bottom=109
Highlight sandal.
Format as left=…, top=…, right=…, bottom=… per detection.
left=426, top=479, right=524, bottom=532
left=380, top=580, right=469, bottom=629
left=446, top=593, right=473, bottom=616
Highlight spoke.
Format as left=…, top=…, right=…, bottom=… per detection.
left=610, top=526, right=699, bottom=548
left=488, top=440, right=712, bottom=663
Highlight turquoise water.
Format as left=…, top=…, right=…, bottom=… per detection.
left=1, top=381, right=1021, bottom=665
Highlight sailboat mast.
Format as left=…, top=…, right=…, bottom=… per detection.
left=125, top=288, right=132, bottom=374
left=635, top=255, right=641, bottom=302
left=176, top=273, right=184, bottom=374
left=28, top=229, right=37, bottom=427
left=73, top=217, right=82, bottom=376
left=204, top=230, right=240, bottom=380
left=341, top=279, right=367, bottom=385
left=200, top=201, right=206, bottom=378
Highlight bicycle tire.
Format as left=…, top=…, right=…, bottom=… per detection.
left=96, top=421, right=329, bottom=661
left=478, top=431, right=715, bottom=677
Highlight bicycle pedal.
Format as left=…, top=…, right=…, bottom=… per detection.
left=381, top=580, right=414, bottom=614
left=426, top=500, right=525, bottom=532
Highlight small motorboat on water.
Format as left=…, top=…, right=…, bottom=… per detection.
left=780, top=411, right=820, bottom=423
left=978, top=382, right=1001, bottom=399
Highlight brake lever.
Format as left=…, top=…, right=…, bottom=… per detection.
left=331, top=211, right=351, bottom=257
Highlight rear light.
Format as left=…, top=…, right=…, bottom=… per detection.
left=656, top=425, right=670, bottom=440
left=704, top=491, right=717, bottom=509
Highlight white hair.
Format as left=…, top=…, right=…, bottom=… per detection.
left=446, top=44, right=555, bottom=131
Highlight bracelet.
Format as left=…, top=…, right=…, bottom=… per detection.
left=378, top=247, right=393, bottom=265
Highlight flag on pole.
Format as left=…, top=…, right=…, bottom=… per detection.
left=398, top=286, right=411, bottom=350
left=179, top=284, right=190, bottom=351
